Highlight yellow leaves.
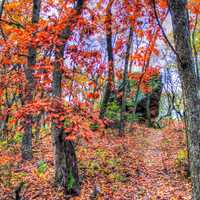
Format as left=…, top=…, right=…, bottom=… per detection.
left=74, top=74, right=88, bottom=84
left=96, top=0, right=104, bottom=9
left=136, top=29, right=144, bottom=37
left=4, top=1, right=21, bottom=11
left=176, top=149, right=188, bottom=166
left=3, top=0, right=32, bottom=27
left=98, top=76, right=105, bottom=87
left=12, top=54, right=26, bottom=65
left=4, top=0, right=32, bottom=11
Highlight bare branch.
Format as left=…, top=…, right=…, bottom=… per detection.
left=152, top=0, right=182, bottom=65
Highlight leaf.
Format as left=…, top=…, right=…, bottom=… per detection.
left=65, top=135, right=76, bottom=141
left=158, top=0, right=168, bottom=9
left=67, top=169, right=75, bottom=191
left=37, top=160, right=48, bottom=174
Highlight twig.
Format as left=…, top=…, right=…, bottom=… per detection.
left=152, top=0, right=182, bottom=65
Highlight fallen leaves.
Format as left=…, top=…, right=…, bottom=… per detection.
left=0, top=121, right=192, bottom=199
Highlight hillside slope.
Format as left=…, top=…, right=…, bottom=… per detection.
left=0, top=121, right=191, bottom=200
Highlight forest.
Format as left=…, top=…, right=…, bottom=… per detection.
left=0, top=0, right=200, bottom=199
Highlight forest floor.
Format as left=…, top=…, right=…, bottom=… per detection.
left=0, top=121, right=191, bottom=200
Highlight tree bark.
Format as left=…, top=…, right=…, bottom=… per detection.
left=119, top=27, right=133, bottom=135
left=34, top=112, right=42, bottom=141
left=52, top=46, right=80, bottom=195
left=168, top=1, right=200, bottom=199
left=21, top=0, right=41, bottom=160
left=51, top=0, right=83, bottom=195
left=100, top=1, right=115, bottom=118
left=52, top=126, right=80, bottom=195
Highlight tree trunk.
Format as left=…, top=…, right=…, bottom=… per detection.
left=21, top=0, right=41, bottom=160
left=51, top=0, right=83, bottom=195
left=52, top=125, right=80, bottom=195
left=146, top=93, right=152, bottom=127
left=100, top=2, right=114, bottom=119
left=34, top=112, right=42, bottom=141
left=168, top=1, right=200, bottom=199
left=52, top=46, right=80, bottom=195
left=119, top=27, right=133, bottom=135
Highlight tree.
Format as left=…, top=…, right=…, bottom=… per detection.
left=2, top=0, right=195, bottom=197
left=119, top=27, right=133, bottom=135
left=21, top=0, right=41, bottom=160
left=51, top=0, right=84, bottom=195
left=99, top=0, right=115, bottom=119
left=167, top=0, right=200, bottom=199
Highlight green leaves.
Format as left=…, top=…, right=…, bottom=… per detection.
left=107, top=101, right=120, bottom=120
left=148, top=76, right=162, bottom=91
left=89, top=123, right=99, bottom=131
left=37, top=160, right=47, bottom=174
left=13, top=132, right=23, bottom=144
left=67, top=169, right=75, bottom=191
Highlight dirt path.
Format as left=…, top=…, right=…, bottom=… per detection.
left=134, top=129, right=190, bottom=200
left=143, top=130, right=164, bottom=169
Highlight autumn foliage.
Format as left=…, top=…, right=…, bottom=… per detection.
left=0, top=0, right=199, bottom=199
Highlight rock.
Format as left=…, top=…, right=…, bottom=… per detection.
left=135, top=76, right=163, bottom=122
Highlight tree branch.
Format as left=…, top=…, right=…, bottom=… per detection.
left=152, top=0, right=182, bottom=65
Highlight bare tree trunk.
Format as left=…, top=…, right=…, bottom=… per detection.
left=146, top=93, right=152, bottom=127
left=100, top=2, right=114, bottom=119
left=52, top=125, right=80, bottom=195
left=34, top=112, right=42, bottom=141
left=168, top=1, right=200, bottom=199
left=119, top=27, right=133, bottom=135
left=51, top=0, right=83, bottom=195
left=21, top=0, right=41, bottom=160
